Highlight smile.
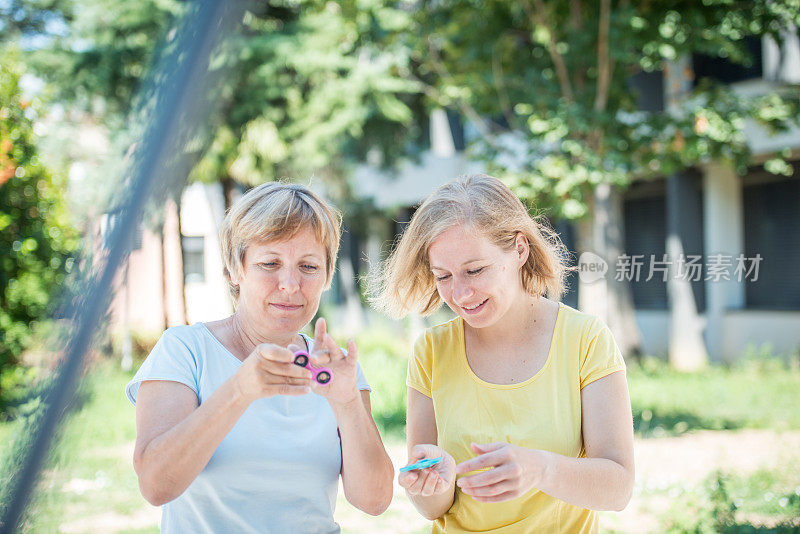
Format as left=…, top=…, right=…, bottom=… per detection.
left=461, top=299, right=488, bottom=312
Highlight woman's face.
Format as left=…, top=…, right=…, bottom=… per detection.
left=233, top=227, right=327, bottom=336
left=428, top=224, right=528, bottom=329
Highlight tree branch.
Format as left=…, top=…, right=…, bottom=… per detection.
left=571, top=0, right=585, bottom=94
left=492, top=36, right=523, bottom=131
left=524, top=0, right=574, bottom=102
left=594, top=0, right=612, bottom=112
left=419, top=39, right=506, bottom=152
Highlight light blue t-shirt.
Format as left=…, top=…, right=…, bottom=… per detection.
left=125, top=323, right=371, bottom=534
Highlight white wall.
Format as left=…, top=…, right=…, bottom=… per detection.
left=180, top=183, right=233, bottom=323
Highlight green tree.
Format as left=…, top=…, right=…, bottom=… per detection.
left=0, top=55, right=78, bottom=398
left=399, top=0, right=800, bottom=363
left=18, top=1, right=424, bottom=329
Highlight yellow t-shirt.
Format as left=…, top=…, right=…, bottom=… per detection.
left=407, top=302, right=626, bottom=533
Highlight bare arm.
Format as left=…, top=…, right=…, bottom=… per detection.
left=333, top=390, right=394, bottom=515
left=456, top=371, right=635, bottom=511
left=400, top=387, right=457, bottom=520
left=538, top=370, right=634, bottom=510
left=133, top=344, right=312, bottom=506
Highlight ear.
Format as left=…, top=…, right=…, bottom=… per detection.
left=514, top=232, right=530, bottom=265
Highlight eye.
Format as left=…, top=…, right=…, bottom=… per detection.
left=300, top=264, right=320, bottom=273
left=434, top=273, right=451, bottom=282
left=467, top=267, right=485, bottom=276
left=259, top=261, right=278, bottom=269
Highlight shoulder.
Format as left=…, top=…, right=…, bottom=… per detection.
left=411, top=316, right=460, bottom=351
left=555, top=302, right=606, bottom=340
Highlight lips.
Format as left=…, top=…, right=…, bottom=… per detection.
left=460, top=298, right=488, bottom=314
left=270, top=303, right=303, bottom=311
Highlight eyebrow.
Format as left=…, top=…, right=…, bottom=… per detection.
left=430, top=258, right=485, bottom=270
left=255, top=251, right=325, bottom=261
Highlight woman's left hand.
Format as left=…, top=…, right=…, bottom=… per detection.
left=455, top=442, right=551, bottom=503
left=291, top=317, right=360, bottom=406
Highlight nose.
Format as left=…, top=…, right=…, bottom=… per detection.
left=451, top=276, right=473, bottom=304
left=277, top=268, right=300, bottom=293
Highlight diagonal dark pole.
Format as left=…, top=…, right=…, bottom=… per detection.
left=0, top=2, right=247, bottom=531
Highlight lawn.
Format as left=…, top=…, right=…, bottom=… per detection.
left=0, top=349, right=798, bottom=533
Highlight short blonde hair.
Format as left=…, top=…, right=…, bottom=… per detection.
left=372, top=174, right=570, bottom=318
left=220, top=182, right=342, bottom=300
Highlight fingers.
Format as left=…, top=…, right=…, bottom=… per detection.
left=397, top=470, right=419, bottom=489
left=345, top=338, right=358, bottom=364
left=470, top=442, right=505, bottom=454
left=457, top=464, right=509, bottom=490
left=419, top=469, right=440, bottom=496
left=255, top=343, right=294, bottom=364
left=274, top=383, right=312, bottom=397
left=456, top=449, right=505, bottom=475
left=313, top=317, right=327, bottom=352
left=461, top=480, right=514, bottom=498
left=472, top=490, right=518, bottom=503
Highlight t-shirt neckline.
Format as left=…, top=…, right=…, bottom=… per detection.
left=456, top=301, right=563, bottom=389
left=197, top=322, right=311, bottom=365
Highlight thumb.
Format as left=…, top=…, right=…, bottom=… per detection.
left=411, top=444, right=434, bottom=461
left=471, top=442, right=505, bottom=454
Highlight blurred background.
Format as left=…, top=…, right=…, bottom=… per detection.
left=1, top=1, right=799, bottom=532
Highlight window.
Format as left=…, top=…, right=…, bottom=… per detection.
left=182, top=236, right=205, bottom=283
left=743, top=167, right=800, bottom=309
left=624, top=191, right=668, bottom=310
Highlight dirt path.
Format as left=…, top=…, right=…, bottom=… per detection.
left=56, top=429, right=800, bottom=533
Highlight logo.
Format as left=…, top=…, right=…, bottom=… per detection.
left=578, top=252, right=608, bottom=283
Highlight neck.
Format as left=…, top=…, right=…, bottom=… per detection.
left=467, top=293, right=540, bottom=348
left=231, top=310, right=297, bottom=352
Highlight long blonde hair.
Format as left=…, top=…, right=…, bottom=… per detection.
left=371, top=174, right=570, bottom=318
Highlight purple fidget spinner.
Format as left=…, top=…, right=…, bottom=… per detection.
left=293, top=350, right=333, bottom=384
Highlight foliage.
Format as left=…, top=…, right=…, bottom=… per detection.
left=659, top=469, right=800, bottom=533
left=354, top=325, right=411, bottom=437
left=0, top=54, right=78, bottom=397
left=401, top=0, right=800, bottom=217
left=628, top=356, right=800, bottom=438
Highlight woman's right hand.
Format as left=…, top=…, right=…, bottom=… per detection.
left=399, top=444, right=457, bottom=497
left=234, top=343, right=313, bottom=403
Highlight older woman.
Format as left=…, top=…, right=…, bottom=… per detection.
left=126, top=182, right=393, bottom=533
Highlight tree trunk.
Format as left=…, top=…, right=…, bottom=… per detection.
left=577, top=183, right=643, bottom=360
left=666, top=173, right=708, bottom=370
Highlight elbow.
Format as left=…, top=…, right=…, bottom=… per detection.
left=352, top=487, right=392, bottom=516
left=361, top=494, right=392, bottom=516
left=134, top=456, right=179, bottom=507
left=611, top=473, right=635, bottom=512
left=138, top=476, right=175, bottom=507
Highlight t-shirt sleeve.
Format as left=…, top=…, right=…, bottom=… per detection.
left=580, top=319, right=626, bottom=389
left=125, top=328, right=200, bottom=406
left=355, top=362, right=371, bottom=392
left=406, top=331, right=433, bottom=398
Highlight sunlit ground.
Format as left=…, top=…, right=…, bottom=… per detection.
left=2, top=355, right=799, bottom=533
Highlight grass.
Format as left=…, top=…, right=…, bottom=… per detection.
left=627, top=357, right=800, bottom=438
left=1, top=346, right=799, bottom=532
left=1, top=359, right=153, bottom=533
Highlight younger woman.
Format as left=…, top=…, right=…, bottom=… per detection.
left=374, top=174, right=634, bottom=533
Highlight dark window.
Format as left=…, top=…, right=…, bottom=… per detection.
left=446, top=109, right=466, bottom=151
left=182, top=236, right=205, bottom=283
left=743, top=168, right=800, bottom=310
left=693, top=35, right=763, bottom=85
left=555, top=219, right=579, bottom=309
left=628, top=70, right=664, bottom=112
left=624, top=190, right=668, bottom=310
